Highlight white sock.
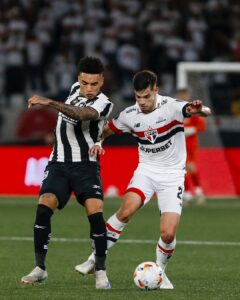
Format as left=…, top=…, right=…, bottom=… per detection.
left=156, top=237, right=176, bottom=271
left=88, top=214, right=126, bottom=262
left=106, top=213, right=126, bottom=249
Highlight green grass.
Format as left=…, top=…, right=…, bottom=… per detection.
left=0, top=197, right=240, bottom=299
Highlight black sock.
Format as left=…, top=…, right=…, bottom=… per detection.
left=88, top=212, right=107, bottom=270
left=34, top=204, right=53, bottom=270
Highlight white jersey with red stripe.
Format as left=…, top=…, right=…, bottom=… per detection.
left=109, top=95, right=189, bottom=174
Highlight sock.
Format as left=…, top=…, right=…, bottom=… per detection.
left=88, top=212, right=107, bottom=270
left=106, top=213, right=126, bottom=249
left=34, top=204, right=53, bottom=270
left=156, top=237, right=176, bottom=271
left=87, top=213, right=126, bottom=263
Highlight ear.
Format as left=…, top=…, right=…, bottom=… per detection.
left=155, top=86, right=159, bottom=94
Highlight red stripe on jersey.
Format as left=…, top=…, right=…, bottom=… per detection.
left=131, top=120, right=183, bottom=137
left=157, top=244, right=175, bottom=254
left=126, top=187, right=145, bottom=202
left=108, top=120, right=123, bottom=134
left=106, top=222, right=122, bottom=234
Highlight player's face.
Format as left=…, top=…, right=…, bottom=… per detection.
left=78, top=73, right=104, bottom=100
left=134, top=86, right=159, bottom=113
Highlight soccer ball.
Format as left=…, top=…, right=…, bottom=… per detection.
left=133, top=261, right=163, bottom=290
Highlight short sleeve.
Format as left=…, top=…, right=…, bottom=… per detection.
left=88, top=94, right=113, bottom=119
left=170, top=98, right=189, bottom=122
left=108, top=110, right=131, bottom=134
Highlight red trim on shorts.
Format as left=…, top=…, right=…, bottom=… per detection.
left=157, top=244, right=175, bottom=254
left=126, top=187, right=146, bottom=202
left=131, top=120, right=183, bottom=137
left=106, top=222, right=122, bottom=234
left=108, top=120, right=123, bottom=134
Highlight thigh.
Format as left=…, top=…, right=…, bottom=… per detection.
left=156, top=174, right=185, bottom=215
left=70, top=162, right=103, bottom=205
left=126, top=167, right=154, bottom=207
left=40, top=163, right=72, bottom=210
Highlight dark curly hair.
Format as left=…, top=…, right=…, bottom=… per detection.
left=78, top=56, right=104, bottom=74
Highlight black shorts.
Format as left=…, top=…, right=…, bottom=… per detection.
left=40, top=161, right=103, bottom=209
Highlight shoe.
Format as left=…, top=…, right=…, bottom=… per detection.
left=95, top=270, right=111, bottom=289
left=160, top=273, right=174, bottom=289
left=21, top=266, right=48, bottom=285
left=75, top=259, right=95, bottom=275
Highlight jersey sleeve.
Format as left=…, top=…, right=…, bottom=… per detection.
left=108, top=110, right=131, bottom=134
left=169, top=97, right=189, bottom=122
left=68, top=82, right=80, bottom=98
left=89, top=96, right=113, bottom=120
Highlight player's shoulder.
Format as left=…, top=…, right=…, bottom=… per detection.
left=96, top=92, right=112, bottom=104
left=123, top=103, right=138, bottom=114
left=70, top=82, right=80, bottom=94
left=157, top=94, right=176, bottom=106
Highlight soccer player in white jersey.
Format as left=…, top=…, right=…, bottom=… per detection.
left=75, top=70, right=211, bottom=289
left=21, top=57, right=113, bottom=289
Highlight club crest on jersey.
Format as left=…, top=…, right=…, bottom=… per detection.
left=144, top=127, right=158, bottom=144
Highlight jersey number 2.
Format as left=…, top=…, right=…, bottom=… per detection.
left=177, top=187, right=183, bottom=200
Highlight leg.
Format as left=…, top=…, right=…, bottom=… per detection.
left=188, top=161, right=205, bottom=204
left=75, top=166, right=153, bottom=276
left=84, top=198, right=111, bottom=289
left=106, top=191, right=142, bottom=249
left=157, top=212, right=180, bottom=271
left=184, top=161, right=194, bottom=203
left=155, top=173, right=184, bottom=289
left=157, top=212, right=180, bottom=290
left=75, top=191, right=143, bottom=275
left=85, top=198, right=107, bottom=271
left=21, top=193, right=58, bottom=284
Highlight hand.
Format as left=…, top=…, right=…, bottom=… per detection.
left=28, top=95, right=50, bottom=108
left=89, top=144, right=105, bottom=156
left=186, top=100, right=203, bottom=115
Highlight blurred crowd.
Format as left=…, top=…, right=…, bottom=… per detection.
left=0, top=0, right=240, bottom=143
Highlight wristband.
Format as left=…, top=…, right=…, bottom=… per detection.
left=94, top=141, right=102, bottom=147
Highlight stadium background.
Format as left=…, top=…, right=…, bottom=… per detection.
left=1, top=1, right=240, bottom=299
left=0, top=0, right=240, bottom=196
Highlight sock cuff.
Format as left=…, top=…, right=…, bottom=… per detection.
left=107, top=214, right=125, bottom=232
left=158, top=237, right=176, bottom=252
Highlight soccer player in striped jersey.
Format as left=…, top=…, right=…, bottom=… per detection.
left=75, top=70, right=211, bottom=289
left=21, top=57, right=113, bottom=289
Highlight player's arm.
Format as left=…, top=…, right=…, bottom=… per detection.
left=28, top=95, right=98, bottom=121
left=185, top=100, right=211, bottom=117
left=89, top=123, right=114, bottom=156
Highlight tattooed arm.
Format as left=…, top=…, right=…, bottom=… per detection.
left=28, top=95, right=99, bottom=121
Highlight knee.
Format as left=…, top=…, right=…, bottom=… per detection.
left=39, top=193, right=58, bottom=210
left=161, top=231, right=175, bottom=244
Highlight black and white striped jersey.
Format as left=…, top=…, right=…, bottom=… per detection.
left=49, top=82, right=113, bottom=163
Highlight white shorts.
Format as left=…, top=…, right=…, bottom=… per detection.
left=126, top=165, right=185, bottom=215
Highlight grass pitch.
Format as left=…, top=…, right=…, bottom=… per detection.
left=0, top=196, right=240, bottom=300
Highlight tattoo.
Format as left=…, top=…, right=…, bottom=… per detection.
left=48, top=101, right=98, bottom=121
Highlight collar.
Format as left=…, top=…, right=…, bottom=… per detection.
left=136, top=94, right=161, bottom=113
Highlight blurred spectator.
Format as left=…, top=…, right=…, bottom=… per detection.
left=26, top=33, right=48, bottom=92
left=16, top=106, right=57, bottom=145
left=0, top=0, right=240, bottom=143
